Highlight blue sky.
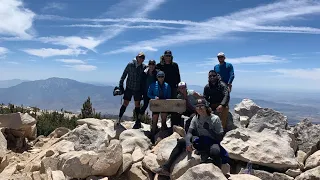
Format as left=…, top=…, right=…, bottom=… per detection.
left=1, top=0, right=320, bottom=91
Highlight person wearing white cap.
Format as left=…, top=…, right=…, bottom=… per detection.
left=170, top=81, right=203, bottom=130
left=214, top=52, right=234, bottom=92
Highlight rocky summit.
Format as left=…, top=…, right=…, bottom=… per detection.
left=0, top=99, right=319, bottom=180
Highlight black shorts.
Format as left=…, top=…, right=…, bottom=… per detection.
left=123, top=88, right=142, bottom=101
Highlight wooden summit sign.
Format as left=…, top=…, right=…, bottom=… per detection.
left=149, top=99, right=186, bottom=113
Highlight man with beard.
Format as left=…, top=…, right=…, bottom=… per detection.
left=156, top=50, right=181, bottom=98
left=118, top=52, right=147, bottom=129
left=203, top=70, right=230, bottom=131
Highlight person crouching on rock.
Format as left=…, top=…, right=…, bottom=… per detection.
left=154, top=98, right=229, bottom=176
left=147, top=71, right=171, bottom=137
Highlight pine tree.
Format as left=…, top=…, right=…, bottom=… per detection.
left=81, top=96, right=93, bottom=118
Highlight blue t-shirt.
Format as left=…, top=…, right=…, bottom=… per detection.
left=214, top=62, right=235, bottom=84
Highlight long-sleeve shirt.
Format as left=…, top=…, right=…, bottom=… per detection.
left=185, top=114, right=224, bottom=146
left=156, top=61, right=181, bottom=88
left=214, top=62, right=235, bottom=84
left=203, top=80, right=230, bottom=107
left=119, top=59, right=146, bottom=91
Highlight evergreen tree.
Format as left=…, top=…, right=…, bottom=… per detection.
left=81, top=96, right=93, bottom=118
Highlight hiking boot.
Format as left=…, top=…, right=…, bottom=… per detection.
left=200, top=152, right=210, bottom=163
left=154, top=165, right=170, bottom=176
left=132, top=122, right=142, bottom=129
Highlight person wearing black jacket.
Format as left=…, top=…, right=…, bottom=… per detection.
left=203, top=70, right=230, bottom=130
left=156, top=50, right=181, bottom=98
left=140, top=60, right=158, bottom=116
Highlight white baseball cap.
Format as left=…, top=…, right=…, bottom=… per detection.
left=178, top=82, right=187, bottom=87
left=217, top=52, right=225, bottom=57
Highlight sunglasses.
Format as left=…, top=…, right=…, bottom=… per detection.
left=217, top=56, right=224, bottom=58
left=196, top=105, right=206, bottom=110
left=164, top=55, right=172, bottom=57
left=209, top=74, right=217, bottom=77
left=157, top=76, right=164, bottom=78
left=138, top=56, right=145, bottom=59
left=148, top=64, right=155, bottom=66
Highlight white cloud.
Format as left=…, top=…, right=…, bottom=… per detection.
left=271, top=68, right=320, bottom=80
left=0, top=47, right=9, bottom=56
left=22, top=48, right=86, bottom=58
left=7, top=61, right=19, bottom=65
left=62, top=24, right=179, bottom=30
left=0, top=0, right=35, bottom=38
left=64, top=64, right=97, bottom=71
left=97, top=0, right=167, bottom=43
left=39, top=36, right=101, bottom=51
left=226, top=55, right=288, bottom=65
left=43, top=2, right=66, bottom=11
left=105, top=46, right=157, bottom=55
left=56, top=59, right=86, bottom=64
left=104, top=0, right=320, bottom=54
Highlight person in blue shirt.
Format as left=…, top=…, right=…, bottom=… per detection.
left=214, top=52, right=235, bottom=92
left=148, top=71, right=171, bottom=136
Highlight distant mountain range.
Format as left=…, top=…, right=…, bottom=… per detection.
left=0, top=79, right=29, bottom=88
left=0, top=78, right=319, bottom=124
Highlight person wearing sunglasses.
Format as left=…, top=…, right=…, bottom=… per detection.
left=214, top=52, right=235, bottom=92
left=154, top=98, right=229, bottom=176
left=203, top=70, right=230, bottom=131
left=147, top=71, right=171, bottom=137
left=118, top=52, right=147, bottom=129
left=140, top=60, right=158, bottom=117
left=156, top=50, right=181, bottom=98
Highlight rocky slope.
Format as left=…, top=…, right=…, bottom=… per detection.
left=0, top=98, right=319, bottom=180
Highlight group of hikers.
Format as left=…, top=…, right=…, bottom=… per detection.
left=113, top=50, right=235, bottom=176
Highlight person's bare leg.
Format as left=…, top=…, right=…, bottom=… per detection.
left=161, top=113, right=168, bottom=131
left=152, top=114, right=159, bottom=134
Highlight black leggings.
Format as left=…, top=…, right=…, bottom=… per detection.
left=163, top=137, right=222, bottom=169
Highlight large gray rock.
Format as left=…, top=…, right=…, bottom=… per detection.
left=0, top=131, right=7, bottom=160
left=221, top=128, right=299, bottom=170
left=59, top=140, right=123, bottom=178
left=234, top=99, right=262, bottom=119
left=171, top=151, right=201, bottom=180
left=248, top=108, right=288, bottom=131
left=119, top=129, right=151, bottom=154
left=176, top=164, right=227, bottom=180
left=293, top=119, right=320, bottom=153
left=229, top=174, right=261, bottom=180
left=151, top=132, right=181, bottom=165
left=295, top=166, right=320, bottom=180
left=62, top=123, right=110, bottom=152
left=127, top=161, right=153, bottom=180
left=0, top=112, right=37, bottom=139
left=305, top=150, right=320, bottom=170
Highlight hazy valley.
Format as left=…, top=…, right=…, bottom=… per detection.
left=0, top=78, right=319, bottom=125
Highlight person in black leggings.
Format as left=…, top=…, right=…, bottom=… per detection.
left=154, top=98, right=229, bottom=176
